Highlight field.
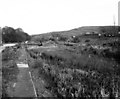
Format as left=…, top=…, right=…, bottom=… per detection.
left=27, top=35, right=120, bottom=98
left=1, top=26, right=120, bottom=98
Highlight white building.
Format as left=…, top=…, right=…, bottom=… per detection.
left=85, top=32, right=91, bottom=34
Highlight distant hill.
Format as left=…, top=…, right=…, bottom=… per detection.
left=31, top=26, right=120, bottom=42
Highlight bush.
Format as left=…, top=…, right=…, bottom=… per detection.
left=85, top=39, right=90, bottom=42
left=2, top=47, right=18, bottom=61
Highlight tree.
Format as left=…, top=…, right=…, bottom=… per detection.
left=2, top=26, right=30, bottom=43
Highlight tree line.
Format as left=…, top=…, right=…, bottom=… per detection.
left=2, top=26, right=31, bottom=43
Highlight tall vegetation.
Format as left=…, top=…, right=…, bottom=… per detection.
left=2, top=46, right=19, bottom=97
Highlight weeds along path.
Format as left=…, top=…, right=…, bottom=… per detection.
left=7, top=45, right=38, bottom=97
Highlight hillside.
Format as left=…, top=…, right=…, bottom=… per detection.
left=31, top=26, right=120, bottom=42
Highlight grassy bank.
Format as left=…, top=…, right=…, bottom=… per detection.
left=2, top=46, right=19, bottom=97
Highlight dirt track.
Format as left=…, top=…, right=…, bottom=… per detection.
left=6, top=46, right=37, bottom=97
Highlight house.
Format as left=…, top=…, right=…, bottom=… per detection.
left=85, top=32, right=91, bottom=35
left=98, top=34, right=101, bottom=37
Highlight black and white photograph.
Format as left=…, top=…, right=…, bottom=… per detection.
left=0, top=0, right=120, bottom=98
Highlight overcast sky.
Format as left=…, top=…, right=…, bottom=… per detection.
left=0, top=0, right=119, bottom=35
